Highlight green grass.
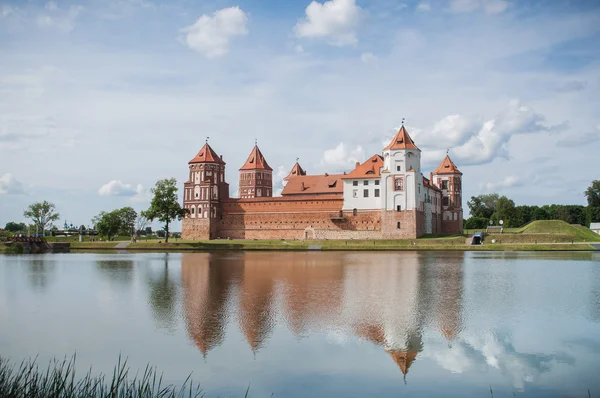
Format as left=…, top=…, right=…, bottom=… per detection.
left=0, top=355, right=205, bottom=398
left=516, top=220, right=600, bottom=241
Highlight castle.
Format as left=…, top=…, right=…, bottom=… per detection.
left=181, top=125, right=463, bottom=240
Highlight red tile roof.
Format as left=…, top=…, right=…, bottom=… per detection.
left=284, top=162, right=306, bottom=182
left=240, top=145, right=273, bottom=171
left=281, top=174, right=344, bottom=196
left=423, top=176, right=441, bottom=191
left=433, top=155, right=462, bottom=175
left=384, top=126, right=420, bottom=151
left=189, top=143, right=225, bottom=165
left=342, top=154, right=384, bottom=179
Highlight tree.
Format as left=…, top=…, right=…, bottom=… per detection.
left=141, top=178, right=187, bottom=243
left=23, top=201, right=60, bottom=236
left=585, top=180, right=600, bottom=207
left=4, top=222, right=27, bottom=232
left=492, top=196, right=517, bottom=227
left=118, top=207, right=138, bottom=237
left=467, top=193, right=499, bottom=219
left=464, top=217, right=489, bottom=229
left=136, top=215, right=150, bottom=236
left=93, top=210, right=122, bottom=241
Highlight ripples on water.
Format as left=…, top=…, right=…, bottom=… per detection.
left=1, top=251, right=599, bottom=397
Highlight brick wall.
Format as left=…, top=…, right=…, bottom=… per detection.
left=182, top=218, right=212, bottom=240
left=185, top=195, right=448, bottom=240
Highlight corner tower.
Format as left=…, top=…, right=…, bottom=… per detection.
left=432, top=154, right=463, bottom=234
left=182, top=142, right=229, bottom=240
left=239, top=144, right=273, bottom=198
left=282, top=161, right=306, bottom=187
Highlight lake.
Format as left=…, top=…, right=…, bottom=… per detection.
left=1, top=251, right=600, bottom=397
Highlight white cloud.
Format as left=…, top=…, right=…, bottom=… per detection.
left=418, top=100, right=567, bottom=166
left=360, top=52, right=377, bottom=63
left=417, top=2, right=432, bottom=12
left=181, top=7, right=248, bottom=59
left=449, top=0, right=509, bottom=14
left=320, top=142, right=365, bottom=169
left=556, top=124, right=600, bottom=147
left=294, top=44, right=305, bottom=53
left=36, top=5, right=83, bottom=33
left=294, top=0, right=363, bottom=46
left=484, top=175, right=522, bottom=191
left=556, top=80, right=587, bottom=92
left=0, top=4, right=15, bottom=17
left=0, top=174, right=25, bottom=195
left=98, top=180, right=143, bottom=197
left=45, top=1, right=58, bottom=11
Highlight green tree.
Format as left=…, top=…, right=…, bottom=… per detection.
left=464, top=217, right=489, bottom=229
left=467, top=193, right=499, bottom=219
left=93, top=210, right=123, bottom=241
left=4, top=222, right=27, bottom=232
left=23, top=201, right=60, bottom=236
left=585, top=180, right=600, bottom=207
left=118, top=207, right=138, bottom=237
left=141, top=178, right=187, bottom=243
left=491, top=196, right=517, bottom=227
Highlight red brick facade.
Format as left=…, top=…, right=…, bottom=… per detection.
left=181, top=140, right=463, bottom=241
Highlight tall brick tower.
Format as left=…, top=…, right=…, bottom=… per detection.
left=239, top=144, right=273, bottom=198
left=432, top=153, right=463, bottom=234
left=182, top=142, right=229, bottom=240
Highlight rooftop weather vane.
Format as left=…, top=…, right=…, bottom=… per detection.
left=255, top=138, right=257, bottom=146
left=446, top=148, right=449, bottom=155
left=206, top=136, right=209, bottom=143
left=296, top=157, right=299, bottom=163
left=402, top=117, right=405, bottom=125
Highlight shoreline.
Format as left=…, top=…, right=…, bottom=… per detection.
left=67, top=241, right=598, bottom=252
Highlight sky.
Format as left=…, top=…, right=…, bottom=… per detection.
left=0, top=0, right=599, bottom=230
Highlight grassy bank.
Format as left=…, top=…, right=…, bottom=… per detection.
left=0, top=355, right=204, bottom=398
left=69, top=240, right=597, bottom=252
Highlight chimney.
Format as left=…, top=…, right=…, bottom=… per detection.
left=355, top=161, right=360, bottom=167
left=220, top=155, right=223, bottom=159
left=324, top=173, right=329, bottom=176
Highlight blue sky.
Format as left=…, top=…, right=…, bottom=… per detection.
left=1, top=0, right=599, bottom=229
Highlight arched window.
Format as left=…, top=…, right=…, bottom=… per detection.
left=397, top=222, right=401, bottom=229
left=353, top=208, right=358, bottom=216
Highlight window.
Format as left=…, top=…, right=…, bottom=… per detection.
left=397, top=222, right=401, bottom=229
left=374, top=189, right=380, bottom=197
left=257, top=189, right=262, bottom=197
left=353, top=208, right=358, bottom=216
left=353, top=189, right=358, bottom=198
left=442, top=180, right=448, bottom=189
left=191, top=207, right=195, bottom=215
left=364, top=189, right=369, bottom=198
left=396, top=165, right=401, bottom=171
left=363, top=180, right=368, bottom=186
left=443, top=197, right=449, bottom=206
left=394, top=176, right=404, bottom=191
left=375, top=180, right=380, bottom=185
left=397, top=205, right=401, bottom=212
left=353, top=181, right=358, bottom=186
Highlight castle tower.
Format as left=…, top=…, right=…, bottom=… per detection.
left=239, top=144, right=273, bottom=198
left=282, top=161, right=306, bottom=187
left=381, top=125, right=422, bottom=213
left=181, top=142, right=229, bottom=240
left=432, top=154, right=463, bottom=234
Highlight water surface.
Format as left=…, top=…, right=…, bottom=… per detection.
left=1, top=251, right=600, bottom=397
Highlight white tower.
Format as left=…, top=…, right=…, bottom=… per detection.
left=381, top=124, right=422, bottom=212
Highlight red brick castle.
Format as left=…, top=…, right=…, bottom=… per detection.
left=182, top=126, right=463, bottom=240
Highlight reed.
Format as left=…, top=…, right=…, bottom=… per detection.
left=0, top=355, right=203, bottom=398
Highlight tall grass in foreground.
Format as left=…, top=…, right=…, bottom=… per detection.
left=0, top=355, right=208, bottom=398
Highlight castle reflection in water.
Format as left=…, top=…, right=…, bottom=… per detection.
left=181, top=252, right=463, bottom=379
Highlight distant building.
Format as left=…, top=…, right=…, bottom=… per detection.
left=591, top=223, right=600, bottom=235
left=182, top=126, right=464, bottom=240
